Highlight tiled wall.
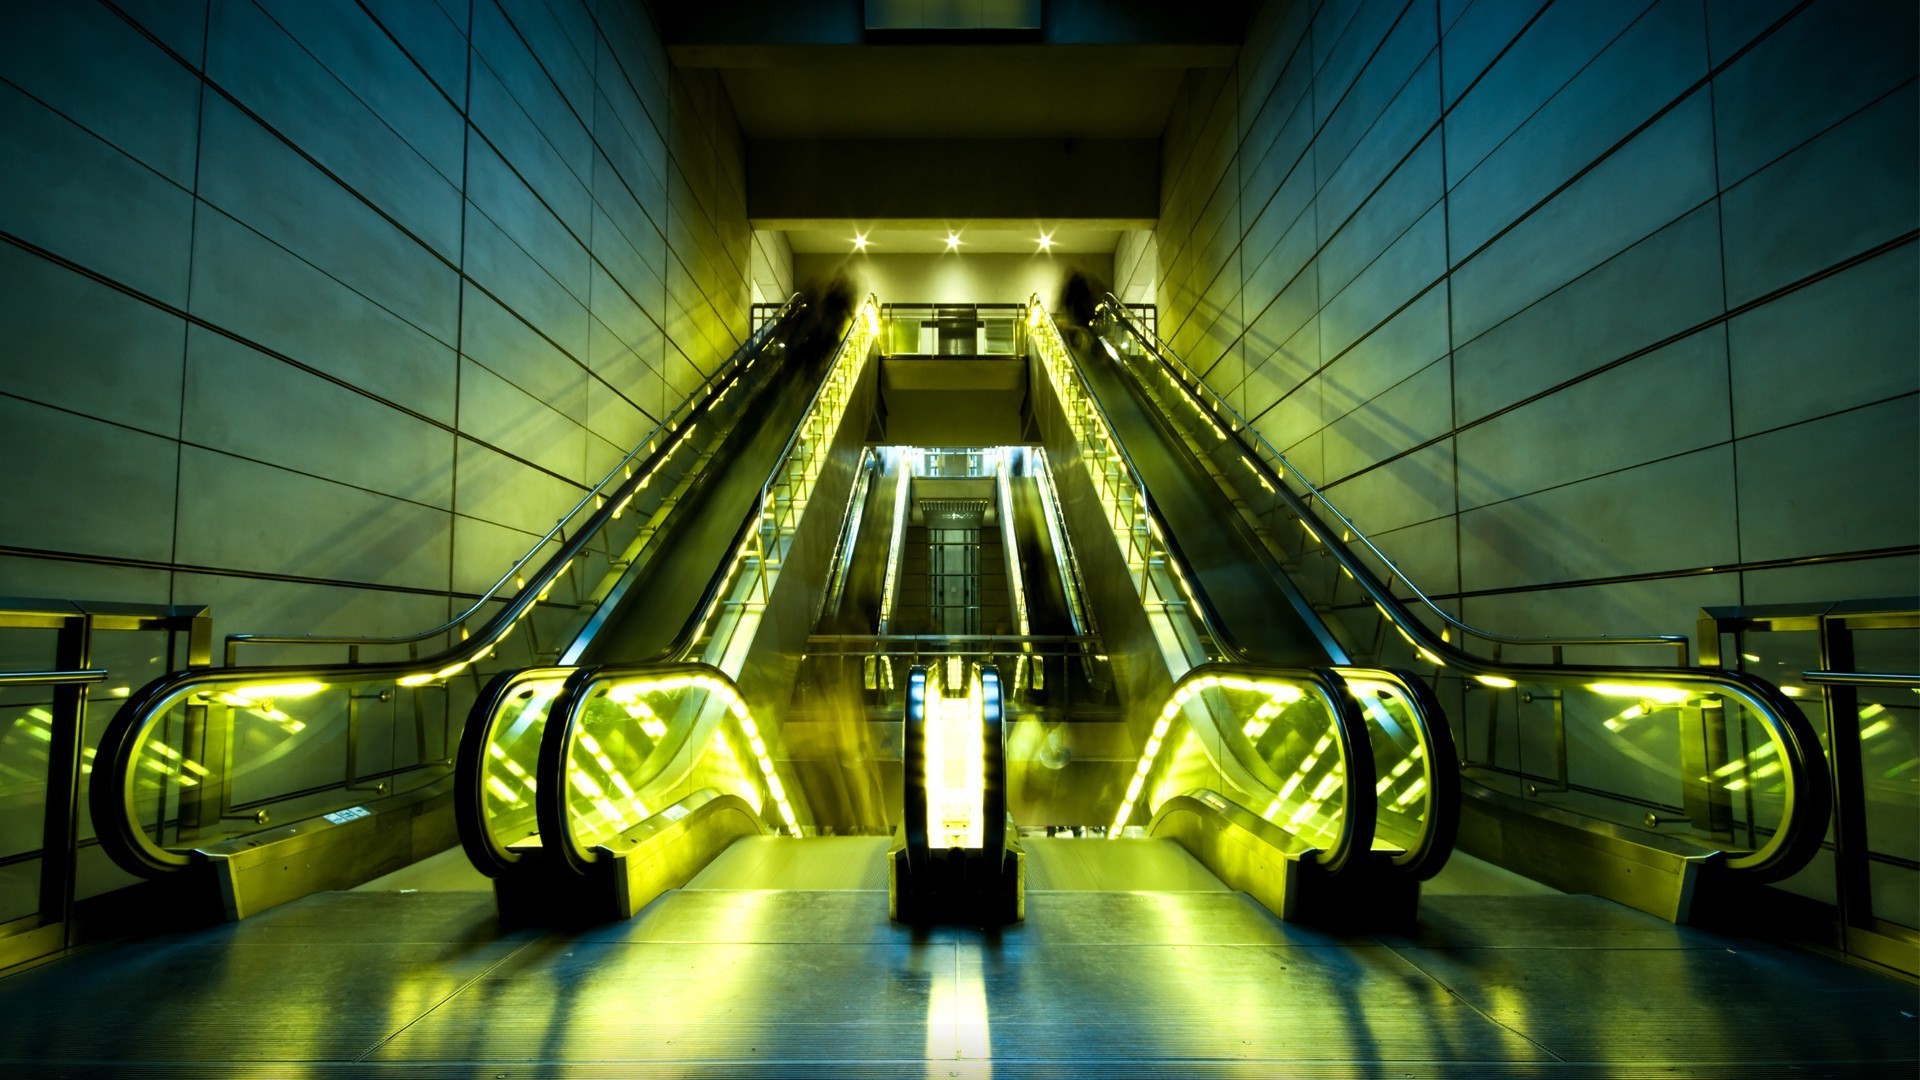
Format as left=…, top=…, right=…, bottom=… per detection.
left=0, top=0, right=782, bottom=654
left=1149, top=0, right=1918, bottom=649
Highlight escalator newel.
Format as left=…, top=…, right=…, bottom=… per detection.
left=891, top=663, right=1024, bottom=924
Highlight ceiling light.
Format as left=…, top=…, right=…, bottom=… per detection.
left=1036, top=231, right=1053, bottom=251
left=851, top=232, right=867, bottom=252
left=945, top=232, right=961, bottom=250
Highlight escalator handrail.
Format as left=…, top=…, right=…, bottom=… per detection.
left=1099, top=296, right=1690, bottom=661
left=528, top=298, right=881, bottom=872
left=1153, top=663, right=1378, bottom=875
left=92, top=300, right=810, bottom=877
left=1095, top=298, right=1829, bottom=882
left=223, top=294, right=805, bottom=664
left=1335, top=666, right=1459, bottom=879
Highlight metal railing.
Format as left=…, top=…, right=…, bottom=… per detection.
left=879, top=302, right=1027, bottom=356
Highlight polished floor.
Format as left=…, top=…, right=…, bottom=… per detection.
left=0, top=838, right=1912, bottom=1076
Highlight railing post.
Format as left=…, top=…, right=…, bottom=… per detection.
left=1821, top=615, right=1873, bottom=936
left=39, top=615, right=92, bottom=943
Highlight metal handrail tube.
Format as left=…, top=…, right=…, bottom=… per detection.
left=93, top=300, right=810, bottom=877
left=225, top=294, right=806, bottom=664
left=1088, top=298, right=1829, bottom=882
left=0, top=670, right=106, bottom=686
left=1099, top=296, right=1690, bottom=661
left=1803, top=670, right=1920, bottom=688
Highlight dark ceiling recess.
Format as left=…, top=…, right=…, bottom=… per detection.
left=645, top=0, right=1253, bottom=228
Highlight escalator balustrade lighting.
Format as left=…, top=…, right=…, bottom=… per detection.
left=922, top=668, right=989, bottom=850
left=598, top=673, right=800, bottom=837
left=1588, top=682, right=1693, bottom=705
left=1108, top=674, right=1315, bottom=838
left=688, top=297, right=881, bottom=663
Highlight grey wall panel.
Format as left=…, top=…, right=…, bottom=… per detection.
left=462, top=206, right=589, bottom=361
left=1442, top=0, right=1652, bottom=184
left=1320, top=288, right=1448, bottom=418
left=466, top=134, right=590, bottom=304
left=1734, top=398, right=1920, bottom=563
left=1454, top=331, right=1731, bottom=511
left=1321, top=439, right=1456, bottom=536
left=1314, top=0, right=1434, bottom=178
left=197, top=94, right=460, bottom=347
left=1445, top=0, right=1706, bottom=258
left=1, top=0, right=756, bottom=658
left=254, top=0, right=465, bottom=181
left=189, top=206, right=459, bottom=425
left=0, top=82, right=194, bottom=307
left=0, top=243, right=186, bottom=439
left=1314, top=53, right=1440, bottom=237
left=113, top=0, right=213, bottom=69
left=1728, top=245, right=1920, bottom=437
left=1449, top=91, right=1715, bottom=342
left=470, top=0, right=590, bottom=180
left=469, top=61, right=593, bottom=239
left=1720, top=88, right=1919, bottom=307
left=1438, top=0, right=1546, bottom=107
left=0, top=0, right=201, bottom=185
left=1323, top=355, right=1451, bottom=479
left=1366, top=515, right=1460, bottom=598
left=207, top=0, right=462, bottom=260
left=0, top=396, right=179, bottom=565
left=456, top=358, right=586, bottom=481
left=172, top=571, right=453, bottom=662
left=1318, top=133, right=1444, bottom=302
left=361, top=0, right=469, bottom=102
left=461, top=282, right=592, bottom=412
left=174, top=447, right=451, bottom=590
left=1451, top=204, right=1724, bottom=424
left=1318, top=201, right=1444, bottom=359
left=182, top=328, right=457, bottom=509
left=1711, top=0, right=1918, bottom=187
left=452, top=438, right=583, bottom=537
left=1457, top=447, right=1738, bottom=591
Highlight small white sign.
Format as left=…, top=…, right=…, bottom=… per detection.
left=323, top=806, right=371, bottom=825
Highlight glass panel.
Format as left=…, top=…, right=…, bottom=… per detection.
left=1147, top=674, right=1351, bottom=854
left=563, top=670, right=786, bottom=856
left=0, top=684, right=52, bottom=923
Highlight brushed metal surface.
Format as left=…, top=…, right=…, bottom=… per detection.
left=0, top=861, right=1911, bottom=1072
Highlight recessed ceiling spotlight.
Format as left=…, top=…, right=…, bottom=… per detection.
left=851, top=232, right=868, bottom=252
left=1036, top=231, right=1053, bottom=252
left=945, top=231, right=962, bottom=251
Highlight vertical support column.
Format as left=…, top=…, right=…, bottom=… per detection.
left=39, top=616, right=93, bottom=942
left=1821, top=617, right=1871, bottom=938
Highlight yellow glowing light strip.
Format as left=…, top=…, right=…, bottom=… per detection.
left=601, top=671, right=799, bottom=836
left=877, top=450, right=913, bottom=633
left=1107, top=674, right=1308, bottom=837
left=1588, top=682, right=1692, bottom=705
left=689, top=297, right=881, bottom=660
left=923, top=667, right=988, bottom=850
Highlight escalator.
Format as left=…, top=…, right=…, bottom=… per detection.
left=1019, top=303, right=1457, bottom=923
left=86, top=296, right=894, bottom=919
left=1074, top=296, right=1832, bottom=923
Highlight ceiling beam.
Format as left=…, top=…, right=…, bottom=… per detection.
left=745, top=138, right=1158, bottom=221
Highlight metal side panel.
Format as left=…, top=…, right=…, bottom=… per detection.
left=1456, top=780, right=1708, bottom=924
left=731, top=345, right=884, bottom=821
left=495, top=792, right=767, bottom=926
left=200, top=782, right=457, bottom=921
left=1026, top=341, right=1174, bottom=742
left=1150, top=792, right=1418, bottom=928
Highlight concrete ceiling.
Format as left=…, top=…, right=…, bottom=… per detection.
left=649, top=1, right=1254, bottom=250
left=784, top=222, right=1124, bottom=254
